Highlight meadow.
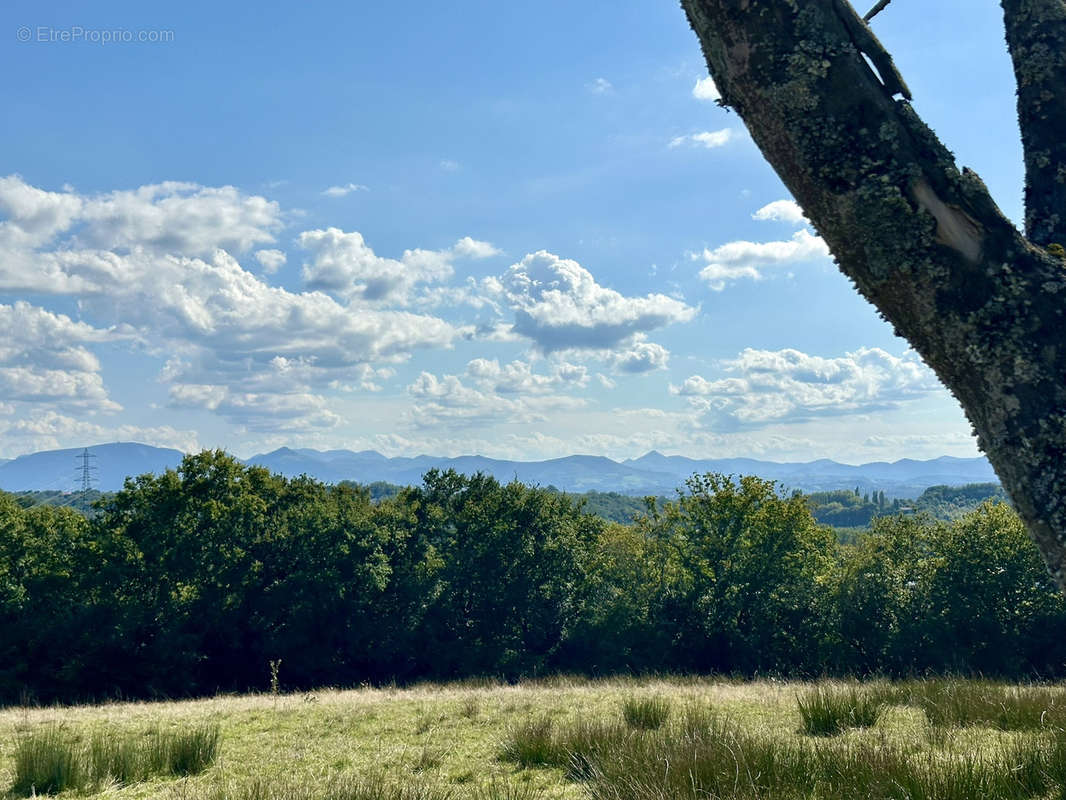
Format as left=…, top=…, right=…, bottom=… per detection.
left=4, top=677, right=1066, bottom=800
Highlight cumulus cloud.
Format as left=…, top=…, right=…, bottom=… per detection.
left=490, top=250, right=696, bottom=353
left=0, top=176, right=465, bottom=432
left=0, top=176, right=283, bottom=296
left=0, top=175, right=84, bottom=246
left=168, top=384, right=341, bottom=432
left=74, top=181, right=280, bottom=256
left=300, top=229, right=500, bottom=304
left=672, top=347, right=943, bottom=427
left=752, top=199, right=806, bottom=225
left=321, top=183, right=369, bottom=197
left=696, top=229, right=830, bottom=290
left=465, top=358, right=588, bottom=394
left=0, top=302, right=122, bottom=411
left=407, top=371, right=585, bottom=429
left=254, top=248, right=287, bottom=273
left=299, top=227, right=451, bottom=302
left=670, top=129, right=733, bottom=149
left=609, top=338, right=670, bottom=373
left=1, top=410, right=199, bottom=460
left=692, top=76, right=721, bottom=102
left=452, top=236, right=502, bottom=259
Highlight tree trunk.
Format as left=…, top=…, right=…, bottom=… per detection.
left=1001, top=0, right=1066, bottom=248
left=679, top=0, right=1066, bottom=590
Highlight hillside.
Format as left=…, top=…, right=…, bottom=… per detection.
left=0, top=441, right=998, bottom=497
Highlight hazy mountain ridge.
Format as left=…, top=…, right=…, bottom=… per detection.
left=0, top=442, right=997, bottom=497
left=0, top=443, right=186, bottom=492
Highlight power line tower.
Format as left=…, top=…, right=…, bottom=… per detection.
left=76, top=447, right=98, bottom=492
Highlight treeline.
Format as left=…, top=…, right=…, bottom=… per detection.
left=806, top=483, right=1007, bottom=528
left=0, top=451, right=1062, bottom=705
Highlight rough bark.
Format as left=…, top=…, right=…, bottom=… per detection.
left=679, top=0, right=1066, bottom=590
left=1001, top=0, right=1066, bottom=247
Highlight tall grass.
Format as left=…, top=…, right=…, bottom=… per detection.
left=149, top=723, right=222, bottom=775
left=496, top=687, right=1066, bottom=800
left=11, top=725, right=86, bottom=796
left=499, top=716, right=560, bottom=768
left=621, top=695, right=672, bottom=730
left=11, top=721, right=222, bottom=796
left=908, top=679, right=1065, bottom=731
left=578, top=719, right=1066, bottom=800
left=200, top=774, right=457, bottom=800
left=796, top=684, right=886, bottom=736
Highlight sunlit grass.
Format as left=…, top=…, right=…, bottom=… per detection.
left=796, top=683, right=886, bottom=736
left=10, top=722, right=220, bottom=795
left=2, top=677, right=1065, bottom=800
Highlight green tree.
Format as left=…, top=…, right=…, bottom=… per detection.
left=834, top=513, right=942, bottom=674
left=679, top=0, right=1066, bottom=589
left=661, top=474, right=836, bottom=673
left=564, top=518, right=679, bottom=672
left=923, top=502, right=1066, bottom=673
left=414, top=470, right=601, bottom=677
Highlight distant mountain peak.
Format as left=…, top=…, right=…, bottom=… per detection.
left=0, top=442, right=996, bottom=499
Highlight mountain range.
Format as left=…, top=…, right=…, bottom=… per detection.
left=0, top=442, right=999, bottom=498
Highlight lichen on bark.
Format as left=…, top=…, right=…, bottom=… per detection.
left=679, top=0, right=1066, bottom=591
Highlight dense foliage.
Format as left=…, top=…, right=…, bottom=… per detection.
left=805, top=483, right=1007, bottom=528
left=0, top=451, right=1062, bottom=704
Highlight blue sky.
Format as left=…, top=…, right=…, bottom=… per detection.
left=0, top=0, right=1025, bottom=462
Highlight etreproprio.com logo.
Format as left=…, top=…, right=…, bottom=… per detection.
left=16, top=25, right=175, bottom=44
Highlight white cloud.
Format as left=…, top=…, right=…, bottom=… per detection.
left=322, top=183, right=369, bottom=197
left=254, top=248, right=287, bottom=273
left=300, top=229, right=500, bottom=303
left=692, top=76, right=721, bottom=102
left=672, top=347, right=943, bottom=427
left=0, top=175, right=84, bottom=246
left=1, top=410, right=199, bottom=459
left=490, top=250, right=696, bottom=353
left=697, top=229, right=830, bottom=290
left=0, top=177, right=464, bottom=433
left=587, top=77, right=613, bottom=94
left=0, top=367, right=118, bottom=411
left=752, top=199, right=806, bottom=225
left=465, top=358, right=589, bottom=394
left=0, top=176, right=284, bottom=296
left=74, top=182, right=281, bottom=256
left=168, top=384, right=341, bottom=431
left=452, top=236, right=501, bottom=259
left=440, top=159, right=460, bottom=172
left=0, top=301, right=122, bottom=412
left=407, top=371, right=585, bottom=429
left=670, top=129, right=733, bottom=149
left=609, top=339, right=670, bottom=373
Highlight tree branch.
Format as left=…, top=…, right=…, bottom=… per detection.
left=680, top=0, right=1066, bottom=591
left=864, top=0, right=894, bottom=23
left=1000, top=0, right=1066, bottom=247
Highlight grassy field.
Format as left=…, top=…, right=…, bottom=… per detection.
left=2, top=677, right=1066, bottom=799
